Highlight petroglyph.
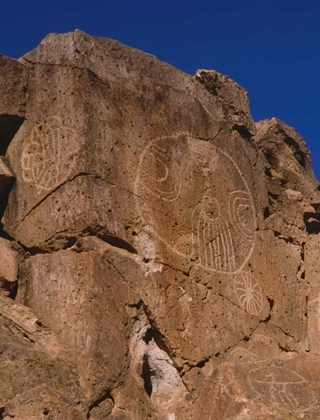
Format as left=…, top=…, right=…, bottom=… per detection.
left=230, top=347, right=258, bottom=362
left=211, top=368, right=236, bottom=405
left=192, top=196, right=235, bottom=272
left=138, top=141, right=181, bottom=201
left=234, top=271, right=263, bottom=315
left=253, top=334, right=274, bottom=347
left=135, top=133, right=256, bottom=274
left=21, top=117, right=79, bottom=194
left=249, top=366, right=315, bottom=412
left=229, top=190, right=256, bottom=239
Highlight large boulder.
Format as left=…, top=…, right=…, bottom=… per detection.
left=0, top=30, right=319, bottom=418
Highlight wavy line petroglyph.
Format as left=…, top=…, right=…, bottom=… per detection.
left=234, top=271, right=263, bottom=315
left=135, top=133, right=257, bottom=274
left=21, top=117, right=79, bottom=194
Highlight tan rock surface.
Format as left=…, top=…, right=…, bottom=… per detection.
left=0, top=54, right=27, bottom=156
left=0, top=237, right=19, bottom=297
left=193, top=354, right=320, bottom=419
left=0, top=295, right=86, bottom=419
left=18, top=247, right=140, bottom=402
left=0, top=30, right=319, bottom=418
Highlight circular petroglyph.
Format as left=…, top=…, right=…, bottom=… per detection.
left=249, top=366, right=315, bottom=413
left=135, top=133, right=257, bottom=274
left=234, top=271, right=263, bottom=315
left=21, top=117, right=79, bottom=194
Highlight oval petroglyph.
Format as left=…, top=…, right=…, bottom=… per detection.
left=249, top=366, right=315, bottom=413
left=135, top=133, right=257, bottom=274
left=21, top=117, right=79, bottom=194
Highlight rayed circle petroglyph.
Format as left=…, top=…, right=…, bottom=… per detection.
left=234, top=271, right=263, bottom=315
left=249, top=366, right=315, bottom=413
left=21, top=117, right=79, bottom=194
left=135, top=133, right=257, bottom=274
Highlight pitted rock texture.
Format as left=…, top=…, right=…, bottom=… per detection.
left=0, top=30, right=320, bottom=419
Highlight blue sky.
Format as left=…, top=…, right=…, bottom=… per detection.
left=2, top=0, right=320, bottom=180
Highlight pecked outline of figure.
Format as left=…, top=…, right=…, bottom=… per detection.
left=229, top=189, right=256, bottom=239
left=139, top=142, right=181, bottom=202
left=249, top=366, right=315, bottom=412
left=192, top=195, right=235, bottom=272
left=21, top=116, right=79, bottom=195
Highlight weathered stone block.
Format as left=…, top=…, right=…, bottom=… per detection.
left=194, top=354, right=320, bottom=419
left=18, top=248, right=140, bottom=401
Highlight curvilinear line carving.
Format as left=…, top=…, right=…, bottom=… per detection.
left=135, top=133, right=257, bottom=274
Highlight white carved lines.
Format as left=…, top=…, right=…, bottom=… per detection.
left=234, top=271, right=263, bottom=315
left=253, top=334, right=273, bottom=347
left=249, top=366, right=315, bottom=412
left=21, top=117, right=79, bottom=194
left=229, top=190, right=256, bottom=239
left=138, top=141, right=181, bottom=201
left=192, top=197, right=235, bottom=272
left=230, top=347, right=258, bottom=362
left=135, top=133, right=257, bottom=275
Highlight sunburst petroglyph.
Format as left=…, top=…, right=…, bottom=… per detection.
left=234, top=271, right=263, bottom=315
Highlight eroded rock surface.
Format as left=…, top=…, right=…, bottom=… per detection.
left=0, top=30, right=320, bottom=419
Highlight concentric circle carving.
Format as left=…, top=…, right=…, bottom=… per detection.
left=135, top=133, right=257, bottom=274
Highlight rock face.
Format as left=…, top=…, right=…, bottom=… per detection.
left=0, top=30, right=320, bottom=419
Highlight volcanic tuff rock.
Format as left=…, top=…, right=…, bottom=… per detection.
left=0, top=30, right=320, bottom=419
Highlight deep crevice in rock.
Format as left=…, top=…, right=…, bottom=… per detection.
left=264, top=150, right=278, bottom=167
left=143, top=327, right=173, bottom=361
left=18, top=243, right=50, bottom=256
left=278, top=343, right=291, bottom=353
left=267, top=297, right=274, bottom=312
left=195, top=357, right=210, bottom=369
left=0, top=180, right=15, bottom=239
left=62, top=237, right=78, bottom=250
left=0, top=407, right=4, bottom=419
left=311, top=202, right=320, bottom=212
left=267, top=191, right=279, bottom=212
left=0, top=115, right=24, bottom=155
left=260, top=298, right=274, bottom=324
left=263, top=206, right=270, bottom=219
left=272, top=230, right=294, bottom=244
left=265, top=167, right=272, bottom=178
left=99, top=233, right=138, bottom=255
left=142, top=353, right=153, bottom=397
left=304, top=211, right=320, bottom=234
left=283, top=137, right=306, bottom=168
left=87, top=392, right=115, bottom=418
left=0, top=279, right=19, bottom=300
left=232, top=124, right=252, bottom=141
